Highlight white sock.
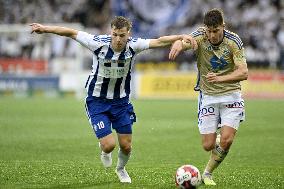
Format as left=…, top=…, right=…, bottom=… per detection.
left=117, top=148, right=131, bottom=170
left=101, top=150, right=110, bottom=155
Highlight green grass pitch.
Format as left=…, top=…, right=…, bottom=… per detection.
left=0, top=97, right=283, bottom=188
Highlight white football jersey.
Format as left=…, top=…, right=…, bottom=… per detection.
left=76, top=31, right=150, bottom=99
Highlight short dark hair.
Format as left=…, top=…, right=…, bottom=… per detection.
left=111, top=16, right=132, bottom=31
left=203, top=8, right=224, bottom=28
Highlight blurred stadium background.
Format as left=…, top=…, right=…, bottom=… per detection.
left=0, top=0, right=283, bottom=99
left=1, top=1, right=284, bottom=188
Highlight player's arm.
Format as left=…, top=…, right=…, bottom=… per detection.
left=149, top=34, right=197, bottom=49
left=206, top=62, right=248, bottom=83
left=206, top=46, right=248, bottom=83
left=169, top=35, right=197, bottom=60
left=30, top=23, right=78, bottom=39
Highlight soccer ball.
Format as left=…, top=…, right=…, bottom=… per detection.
left=175, top=165, right=202, bottom=189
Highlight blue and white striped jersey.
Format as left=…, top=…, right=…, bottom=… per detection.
left=76, top=31, right=150, bottom=99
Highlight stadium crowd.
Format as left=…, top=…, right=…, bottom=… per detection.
left=0, top=0, right=283, bottom=69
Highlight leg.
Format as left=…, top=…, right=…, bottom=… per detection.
left=203, top=95, right=245, bottom=185
left=99, top=133, right=116, bottom=153
left=117, top=133, right=132, bottom=156
left=220, top=126, right=237, bottom=151
left=115, top=133, right=132, bottom=183
left=197, top=94, right=220, bottom=186
left=110, top=100, right=135, bottom=183
left=115, top=125, right=133, bottom=169
left=99, top=133, right=116, bottom=168
left=202, top=126, right=236, bottom=173
left=84, top=96, right=114, bottom=168
left=94, top=122, right=115, bottom=168
left=201, top=133, right=219, bottom=186
left=201, top=133, right=217, bottom=152
left=208, top=96, right=245, bottom=170
left=117, top=133, right=132, bottom=169
left=203, top=126, right=237, bottom=182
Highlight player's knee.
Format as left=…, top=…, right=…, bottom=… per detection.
left=202, top=142, right=215, bottom=151
left=100, top=141, right=116, bottom=153
left=120, top=144, right=132, bottom=155
left=220, top=135, right=234, bottom=150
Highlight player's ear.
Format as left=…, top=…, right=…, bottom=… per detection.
left=128, top=30, right=132, bottom=36
left=222, top=23, right=225, bottom=29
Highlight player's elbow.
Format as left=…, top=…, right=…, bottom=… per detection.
left=242, top=67, right=248, bottom=80
left=149, top=39, right=163, bottom=48
left=238, top=64, right=248, bottom=81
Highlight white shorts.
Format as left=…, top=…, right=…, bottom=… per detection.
left=197, top=91, right=245, bottom=134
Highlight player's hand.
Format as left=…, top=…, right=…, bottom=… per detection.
left=206, top=72, right=222, bottom=83
left=29, top=23, right=46, bottom=34
left=182, top=35, right=198, bottom=50
left=169, top=40, right=183, bottom=60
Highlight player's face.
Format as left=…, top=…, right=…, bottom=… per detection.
left=111, top=26, right=130, bottom=52
left=205, top=24, right=224, bottom=45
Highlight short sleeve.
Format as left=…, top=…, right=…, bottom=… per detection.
left=76, top=31, right=102, bottom=51
left=223, top=30, right=246, bottom=64
left=233, top=47, right=246, bottom=64
left=229, top=35, right=246, bottom=64
left=129, top=38, right=150, bottom=53
left=190, top=27, right=205, bottom=45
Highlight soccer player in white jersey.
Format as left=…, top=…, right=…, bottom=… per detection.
left=169, top=9, right=248, bottom=186
left=30, top=16, right=196, bottom=184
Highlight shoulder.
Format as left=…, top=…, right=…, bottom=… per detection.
left=128, top=37, right=146, bottom=44
left=127, top=37, right=150, bottom=52
left=128, top=37, right=149, bottom=47
left=191, top=27, right=206, bottom=38
left=190, top=27, right=206, bottom=44
left=224, top=30, right=243, bottom=50
left=93, top=35, right=111, bottom=44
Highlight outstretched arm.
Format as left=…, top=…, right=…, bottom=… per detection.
left=30, top=23, right=78, bottom=39
left=149, top=34, right=197, bottom=49
left=169, top=35, right=197, bottom=60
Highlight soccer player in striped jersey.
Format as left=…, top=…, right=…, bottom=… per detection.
left=30, top=16, right=196, bottom=184
left=169, top=8, right=248, bottom=186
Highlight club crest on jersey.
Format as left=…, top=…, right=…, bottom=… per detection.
left=206, top=45, right=213, bottom=51
left=223, top=49, right=230, bottom=56
left=125, top=51, right=132, bottom=57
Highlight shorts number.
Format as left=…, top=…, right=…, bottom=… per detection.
left=97, top=121, right=105, bottom=129
left=200, top=107, right=215, bottom=115
left=94, top=121, right=105, bottom=131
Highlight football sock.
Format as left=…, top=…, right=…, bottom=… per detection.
left=101, top=150, right=110, bottom=155
left=117, top=148, right=131, bottom=170
left=204, top=144, right=228, bottom=174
